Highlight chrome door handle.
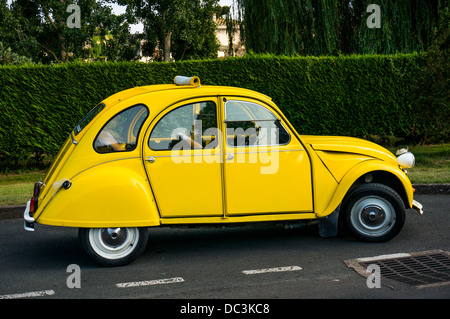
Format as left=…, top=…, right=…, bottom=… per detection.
left=146, top=156, right=155, bottom=163
left=226, top=153, right=234, bottom=160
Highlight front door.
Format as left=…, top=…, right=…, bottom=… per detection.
left=143, top=98, right=223, bottom=218
left=221, top=97, right=313, bottom=216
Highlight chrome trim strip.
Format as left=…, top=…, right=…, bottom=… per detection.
left=232, top=149, right=304, bottom=155
left=70, top=132, right=78, bottom=145
left=69, top=157, right=141, bottom=181
left=148, top=149, right=304, bottom=158
left=147, top=153, right=221, bottom=158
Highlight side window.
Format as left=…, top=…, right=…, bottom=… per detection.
left=149, top=101, right=217, bottom=151
left=225, top=100, right=290, bottom=147
left=94, top=104, right=148, bottom=153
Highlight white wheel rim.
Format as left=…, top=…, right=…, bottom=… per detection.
left=350, top=196, right=396, bottom=238
left=89, top=227, right=139, bottom=260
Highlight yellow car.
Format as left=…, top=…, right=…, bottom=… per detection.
left=24, top=76, right=423, bottom=266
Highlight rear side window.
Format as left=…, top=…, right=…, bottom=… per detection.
left=74, top=103, right=105, bottom=135
left=94, top=104, right=148, bottom=153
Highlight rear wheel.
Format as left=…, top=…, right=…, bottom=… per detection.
left=79, top=227, right=149, bottom=267
left=342, top=183, right=405, bottom=242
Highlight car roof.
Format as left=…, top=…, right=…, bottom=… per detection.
left=72, top=83, right=276, bottom=142
left=101, top=84, right=272, bottom=109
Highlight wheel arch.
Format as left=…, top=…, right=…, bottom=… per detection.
left=319, top=160, right=414, bottom=218
left=344, top=170, right=411, bottom=209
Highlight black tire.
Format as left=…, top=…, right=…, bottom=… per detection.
left=342, top=183, right=406, bottom=242
left=79, top=227, right=149, bottom=267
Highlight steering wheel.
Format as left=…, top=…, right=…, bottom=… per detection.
left=176, top=132, right=203, bottom=149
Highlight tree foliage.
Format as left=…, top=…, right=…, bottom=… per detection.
left=0, top=41, right=33, bottom=65
left=0, top=0, right=137, bottom=63
left=119, top=0, right=220, bottom=61
left=171, top=0, right=220, bottom=60
left=236, top=0, right=446, bottom=55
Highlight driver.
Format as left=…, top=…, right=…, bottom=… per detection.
left=95, top=130, right=122, bottom=151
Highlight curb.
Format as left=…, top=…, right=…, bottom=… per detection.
left=1, top=184, right=448, bottom=222
left=412, top=183, right=450, bottom=195
left=0, top=205, right=26, bottom=221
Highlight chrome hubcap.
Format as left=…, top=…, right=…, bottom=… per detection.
left=361, top=205, right=385, bottom=227
left=89, top=227, right=139, bottom=260
left=101, top=228, right=127, bottom=247
left=350, top=196, right=395, bottom=237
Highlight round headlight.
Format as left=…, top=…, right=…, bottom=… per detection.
left=397, top=152, right=415, bottom=169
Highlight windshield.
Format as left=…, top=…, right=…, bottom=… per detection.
left=74, top=103, right=105, bottom=135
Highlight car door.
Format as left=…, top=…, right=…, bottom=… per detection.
left=143, top=98, right=223, bottom=218
left=221, top=97, right=313, bottom=216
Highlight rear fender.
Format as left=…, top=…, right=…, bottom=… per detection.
left=35, top=160, right=160, bottom=228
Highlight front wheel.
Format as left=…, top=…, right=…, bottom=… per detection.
left=79, top=227, right=149, bottom=267
left=342, top=183, right=406, bottom=242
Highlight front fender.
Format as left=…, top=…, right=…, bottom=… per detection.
left=35, top=159, right=160, bottom=228
left=318, top=160, right=414, bottom=218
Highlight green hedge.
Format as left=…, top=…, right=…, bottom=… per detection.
left=0, top=53, right=448, bottom=170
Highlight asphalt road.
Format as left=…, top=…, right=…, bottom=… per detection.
left=0, top=195, right=448, bottom=310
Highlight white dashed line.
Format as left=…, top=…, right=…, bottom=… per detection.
left=242, top=265, right=302, bottom=275
left=0, top=289, right=55, bottom=299
left=116, top=277, right=185, bottom=288
left=1, top=266, right=300, bottom=297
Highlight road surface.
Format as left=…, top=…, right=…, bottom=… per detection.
left=0, top=195, right=448, bottom=313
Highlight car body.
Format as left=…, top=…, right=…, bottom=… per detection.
left=24, top=76, right=423, bottom=266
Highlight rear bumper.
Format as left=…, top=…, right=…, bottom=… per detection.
left=24, top=200, right=35, bottom=231
left=412, top=199, right=424, bottom=215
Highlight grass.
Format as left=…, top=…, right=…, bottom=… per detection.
left=392, top=144, right=450, bottom=184
left=0, top=171, right=46, bottom=206
left=0, top=144, right=448, bottom=206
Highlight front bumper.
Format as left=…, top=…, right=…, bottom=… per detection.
left=24, top=200, right=35, bottom=231
left=412, top=199, right=424, bottom=215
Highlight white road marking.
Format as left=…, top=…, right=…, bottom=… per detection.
left=242, top=265, right=302, bottom=275
left=0, top=289, right=55, bottom=299
left=356, top=253, right=411, bottom=262
left=116, top=277, right=185, bottom=288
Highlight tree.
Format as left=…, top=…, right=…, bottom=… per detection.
left=0, top=41, right=33, bottom=65
left=236, top=0, right=444, bottom=56
left=119, top=0, right=220, bottom=61
left=171, top=0, right=220, bottom=60
left=354, top=0, right=442, bottom=55
left=234, top=0, right=340, bottom=56
left=0, top=0, right=42, bottom=61
left=0, top=0, right=136, bottom=63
